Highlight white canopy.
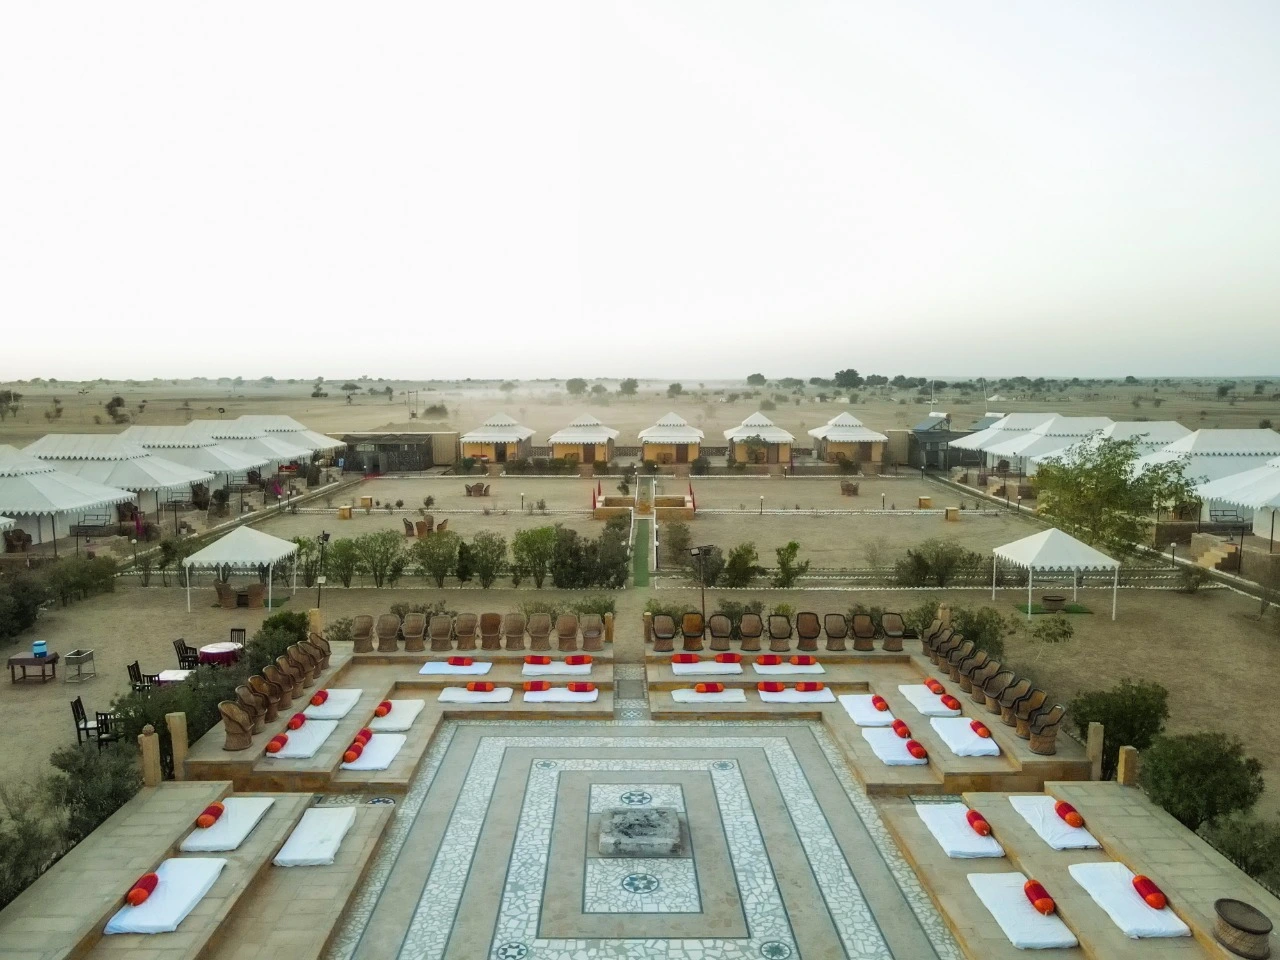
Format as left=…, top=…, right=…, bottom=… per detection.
left=982, top=417, right=1115, bottom=460
left=992, top=528, right=1120, bottom=620
left=638, top=412, right=704, bottom=445
left=1135, top=429, right=1280, bottom=483
left=948, top=412, right=1060, bottom=452
left=0, top=445, right=136, bottom=517
left=187, top=421, right=311, bottom=464
left=547, top=414, right=620, bottom=445
left=0, top=515, right=14, bottom=532
left=24, top=437, right=213, bottom=492
left=1196, top=458, right=1280, bottom=509
left=724, top=412, right=795, bottom=443
left=119, top=426, right=269, bottom=475
left=807, top=411, right=888, bottom=443
left=460, top=413, right=535, bottom=444
left=234, top=415, right=344, bottom=452
left=182, top=525, right=298, bottom=611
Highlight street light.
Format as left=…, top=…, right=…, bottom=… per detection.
left=315, top=531, right=330, bottom=607
left=130, top=538, right=138, bottom=567
left=759, top=495, right=765, bottom=516
left=689, top=545, right=714, bottom=624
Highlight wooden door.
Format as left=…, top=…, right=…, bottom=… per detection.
left=582, top=444, right=595, bottom=463
left=495, top=444, right=507, bottom=463
left=675, top=444, right=688, bottom=463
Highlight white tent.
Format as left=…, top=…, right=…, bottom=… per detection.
left=0, top=515, right=14, bottom=532
left=638, top=412, right=704, bottom=445
left=724, top=412, right=795, bottom=444
left=807, top=412, right=888, bottom=443
left=234, top=415, right=344, bottom=452
left=186, top=421, right=312, bottom=466
left=547, top=414, right=620, bottom=445
left=1197, top=457, right=1280, bottom=548
left=120, top=426, right=269, bottom=481
left=982, top=417, right=1115, bottom=470
left=948, top=412, right=1060, bottom=453
left=992, top=528, right=1121, bottom=620
left=459, top=413, right=536, bottom=444
left=182, top=525, right=298, bottom=612
left=1135, top=429, right=1280, bottom=484
left=0, top=445, right=136, bottom=553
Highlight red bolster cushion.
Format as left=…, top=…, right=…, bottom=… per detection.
left=795, top=681, right=825, bottom=692
left=695, top=682, right=724, bottom=694
left=715, top=652, right=742, bottom=663
left=343, top=742, right=364, bottom=763
left=966, top=809, right=991, bottom=836
left=448, top=656, right=474, bottom=666
left=1024, top=879, right=1056, bottom=916
left=970, top=719, right=992, bottom=738
left=892, top=719, right=911, bottom=738
left=126, top=872, right=159, bottom=906
left=287, top=712, right=306, bottom=730
left=265, top=733, right=288, bottom=753
left=309, top=690, right=329, bottom=706
left=565, top=654, right=592, bottom=665
left=523, top=680, right=550, bottom=692
left=757, top=655, right=782, bottom=665
left=374, top=700, right=392, bottom=717
left=870, top=695, right=889, bottom=712
left=1132, top=875, right=1167, bottom=910
left=906, top=739, right=928, bottom=760
left=671, top=653, right=700, bottom=664
left=567, top=682, right=595, bottom=693
left=467, top=681, right=495, bottom=692
left=525, top=655, right=551, bottom=664
left=1054, top=800, right=1085, bottom=829
left=790, top=655, right=817, bottom=666
left=924, top=677, right=945, bottom=694
left=940, top=694, right=961, bottom=711
left=758, top=681, right=785, bottom=693
left=195, top=802, right=225, bottom=829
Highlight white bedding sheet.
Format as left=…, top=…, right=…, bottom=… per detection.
left=437, top=686, right=513, bottom=703
left=916, top=802, right=1004, bottom=859
left=368, top=699, right=426, bottom=732
left=104, top=857, right=226, bottom=935
left=179, top=797, right=274, bottom=852
left=274, top=806, right=357, bottom=867
left=522, top=688, right=599, bottom=702
left=671, top=688, right=748, bottom=703
left=267, top=719, right=338, bottom=759
left=752, top=662, right=825, bottom=675
left=898, top=684, right=961, bottom=717
left=340, top=733, right=406, bottom=771
left=671, top=661, right=743, bottom=675
left=1068, top=862, right=1190, bottom=939
left=862, top=727, right=927, bottom=765
left=931, top=717, right=1001, bottom=757
left=418, top=661, right=492, bottom=675
left=1009, top=795, right=1100, bottom=850
left=758, top=688, right=835, bottom=703
left=303, top=689, right=362, bottom=720
left=968, top=872, right=1078, bottom=949
left=838, top=694, right=896, bottom=726
left=521, top=662, right=592, bottom=676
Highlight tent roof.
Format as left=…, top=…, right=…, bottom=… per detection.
left=186, top=422, right=311, bottom=461
left=948, top=412, right=1061, bottom=451
left=1100, top=421, right=1192, bottom=446
left=1196, top=459, right=1280, bottom=510
left=120, top=427, right=268, bottom=471
left=460, top=413, right=535, bottom=443
left=547, top=414, right=620, bottom=444
left=121, top=425, right=232, bottom=449
left=187, top=419, right=261, bottom=440
left=233, top=416, right=343, bottom=451
left=638, top=413, right=704, bottom=443
left=983, top=417, right=1115, bottom=458
left=1153, top=429, right=1280, bottom=456
left=724, top=412, right=795, bottom=443
left=184, top=525, right=298, bottom=569
left=0, top=515, right=13, bottom=532
left=31, top=451, right=213, bottom=493
left=808, top=411, right=888, bottom=443
left=0, top=445, right=136, bottom=516
left=24, top=435, right=150, bottom=460
left=994, top=528, right=1119, bottom=571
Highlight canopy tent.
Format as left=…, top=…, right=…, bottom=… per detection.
left=233, top=415, right=344, bottom=452
left=1135, top=429, right=1280, bottom=484
left=24, top=436, right=214, bottom=499
left=948, top=412, right=1061, bottom=453
left=186, top=421, right=312, bottom=466
left=638, top=412, right=704, bottom=445
left=723, top=412, right=795, bottom=444
left=0, top=445, right=136, bottom=555
left=0, top=515, right=14, bottom=532
left=807, top=412, right=888, bottom=443
left=1197, top=457, right=1280, bottom=550
left=182, top=525, right=298, bottom=612
left=459, top=413, right=536, bottom=444
left=982, top=417, right=1115, bottom=466
left=119, top=426, right=269, bottom=480
left=992, top=528, right=1121, bottom=620
left=547, top=414, right=620, bottom=445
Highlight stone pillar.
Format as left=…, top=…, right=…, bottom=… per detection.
left=166, top=712, right=189, bottom=781
left=139, top=724, right=162, bottom=787
left=1117, top=745, right=1139, bottom=786
left=604, top=612, right=614, bottom=644
left=1087, top=722, right=1104, bottom=781
left=642, top=611, right=652, bottom=644
left=937, top=603, right=952, bottom=628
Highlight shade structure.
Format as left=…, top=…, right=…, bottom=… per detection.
left=24, top=437, right=214, bottom=493
left=459, top=413, right=535, bottom=444
left=1197, top=458, right=1280, bottom=551
left=723, top=412, right=795, bottom=443
left=948, top=412, right=1061, bottom=452
left=0, top=515, right=14, bottom=532
left=807, top=412, right=888, bottom=443
left=233, top=415, right=344, bottom=452
left=120, top=426, right=269, bottom=479
left=546, top=414, right=620, bottom=445
left=0, top=445, right=136, bottom=555
left=992, top=528, right=1121, bottom=620
left=186, top=421, right=312, bottom=466
left=638, top=412, right=704, bottom=445
left=182, top=525, right=298, bottom=612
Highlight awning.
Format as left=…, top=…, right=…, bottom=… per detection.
left=182, top=525, right=299, bottom=611
left=993, top=528, right=1120, bottom=620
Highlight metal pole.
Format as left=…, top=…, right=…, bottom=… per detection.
left=991, top=555, right=997, bottom=601
left=1112, top=566, right=1118, bottom=621
left=1027, top=569, right=1032, bottom=621
left=1271, top=509, right=1275, bottom=554
left=699, top=553, right=706, bottom=624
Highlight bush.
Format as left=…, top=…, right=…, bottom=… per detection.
left=894, top=539, right=981, bottom=587
left=327, top=617, right=354, bottom=644
left=1069, top=679, right=1169, bottom=780
left=1177, top=566, right=1211, bottom=594
left=721, top=542, right=764, bottom=588
left=0, top=781, right=67, bottom=910
left=713, top=599, right=765, bottom=638
left=352, top=530, right=405, bottom=588
left=46, top=744, right=141, bottom=845
left=511, top=527, right=557, bottom=588
left=901, top=597, right=942, bottom=635
left=688, top=545, right=724, bottom=588
left=0, top=573, right=47, bottom=641
left=690, top=455, right=710, bottom=476
left=1203, top=813, right=1280, bottom=887
left=324, top=538, right=361, bottom=587
left=770, top=602, right=794, bottom=618
left=1140, top=732, right=1264, bottom=831
left=644, top=598, right=692, bottom=621
left=410, top=531, right=461, bottom=587
left=470, top=532, right=507, bottom=588
left=43, top=556, right=118, bottom=607
left=662, top=520, right=692, bottom=564
left=260, top=609, right=310, bottom=643
left=570, top=595, right=616, bottom=617
left=1031, top=614, right=1074, bottom=645
left=772, top=541, right=810, bottom=588
left=454, top=541, right=474, bottom=584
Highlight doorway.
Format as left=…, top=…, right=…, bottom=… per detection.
left=675, top=445, right=688, bottom=464
left=582, top=444, right=595, bottom=463
left=495, top=444, right=507, bottom=464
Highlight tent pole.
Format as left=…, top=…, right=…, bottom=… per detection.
left=1027, top=569, right=1032, bottom=621
left=1111, top=566, right=1118, bottom=621
left=1271, top=510, right=1275, bottom=554
left=991, top=556, right=997, bottom=601
left=1073, top=571, right=1078, bottom=602
left=186, top=564, right=191, bottom=613
left=268, top=563, right=273, bottom=609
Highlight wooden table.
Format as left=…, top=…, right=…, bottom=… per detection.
left=8, top=653, right=59, bottom=684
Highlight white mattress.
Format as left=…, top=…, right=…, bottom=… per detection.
left=437, top=686, right=513, bottom=703
left=368, top=699, right=426, bottom=732
left=671, top=688, right=748, bottom=703
left=758, top=688, right=835, bottom=703
left=274, top=806, right=357, bottom=867
left=521, top=662, right=591, bottom=676
left=419, top=661, right=492, bottom=675
left=916, top=802, right=1005, bottom=859
left=1068, top=862, right=1190, bottom=939
left=522, top=688, right=599, bottom=702
left=1010, top=795, right=1100, bottom=850
left=838, top=694, right=896, bottom=726
left=340, top=733, right=405, bottom=770
left=303, top=689, right=362, bottom=720
left=898, top=684, right=961, bottom=717
left=267, top=719, right=338, bottom=759
left=862, top=727, right=927, bottom=765
left=968, top=872, right=1078, bottom=949
left=671, top=661, right=743, bottom=675
left=752, top=662, right=825, bottom=675
left=931, top=717, right=1001, bottom=757
left=179, top=797, right=274, bottom=852
left=104, top=857, right=227, bottom=935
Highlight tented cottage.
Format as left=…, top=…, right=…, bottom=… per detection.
left=547, top=415, right=619, bottom=464
left=638, top=413, right=704, bottom=465
left=460, top=414, right=535, bottom=463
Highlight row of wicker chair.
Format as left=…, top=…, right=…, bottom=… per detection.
left=216, top=632, right=333, bottom=750
left=650, top=611, right=909, bottom=653
left=350, top=612, right=606, bottom=653
left=921, top=620, right=1065, bottom=755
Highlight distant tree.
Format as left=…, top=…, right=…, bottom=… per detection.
left=1140, top=732, right=1264, bottom=831
left=454, top=541, right=474, bottom=584
left=323, top=538, right=361, bottom=587
left=721, top=542, right=764, bottom=588
left=340, top=382, right=360, bottom=393
left=410, top=531, right=460, bottom=586
left=808, top=377, right=832, bottom=387
left=1069, top=679, right=1168, bottom=780
left=1216, top=383, right=1234, bottom=398
left=565, top=378, right=588, bottom=396
left=661, top=519, right=692, bottom=564
left=778, top=377, right=804, bottom=389
left=746, top=373, right=767, bottom=386
left=619, top=378, right=638, bottom=395
left=667, top=383, right=683, bottom=398
left=689, top=545, right=725, bottom=587
left=352, top=531, right=405, bottom=588
left=500, top=381, right=516, bottom=393
left=384, top=386, right=394, bottom=400
left=833, top=369, right=864, bottom=389
left=590, top=383, right=607, bottom=396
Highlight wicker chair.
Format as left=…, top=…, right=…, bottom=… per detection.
left=402, top=614, right=427, bottom=653
left=934, top=632, right=965, bottom=665
left=580, top=614, right=604, bottom=652
left=246, top=583, right=266, bottom=609
left=679, top=613, right=704, bottom=652
left=851, top=614, right=876, bottom=652
left=1013, top=688, right=1050, bottom=739
left=479, top=613, right=503, bottom=650
left=738, top=613, right=763, bottom=652
left=881, top=613, right=905, bottom=652
left=998, top=678, right=1033, bottom=726
left=920, top=618, right=944, bottom=653
left=823, top=613, right=849, bottom=651
left=308, top=632, right=332, bottom=670
left=503, top=612, right=527, bottom=650
left=945, top=640, right=974, bottom=682
left=429, top=615, right=454, bottom=652
left=1028, top=704, right=1066, bottom=755
left=956, top=649, right=990, bottom=693
left=924, top=626, right=952, bottom=661
left=767, top=615, right=792, bottom=653
left=528, top=613, right=552, bottom=651
left=376, top=614, right=401, bottom=653
left=455, top=614, right=479, bottom=651
left=967, top=658, right=1001, bottom=703
left=556, top=614, right=580, bottom=652
left=795, top=612, right=821, bottom=652
left=248, top=675, right=283, bottom=722
left=351, top=615, right=375, bottom=653
left=652, top=614, right=677, bottom=654
left=982, top=670, right=1016, bottom=715
left=262, top=664, right=295, bottom=709
left=214, top=581, right=238, bottom=610
left=707, top=614, right=733, bottom=651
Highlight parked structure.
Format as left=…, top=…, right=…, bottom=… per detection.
left=547, top=414, right=619, bottom=464
left=638, top=412, right=704, bottom=465
left=459, top=414, right=535, bottom=463
left=724, top=412, right=794, bottom=464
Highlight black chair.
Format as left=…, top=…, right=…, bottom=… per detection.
left=127, top=660, right=159, bottom=693
left=71, top=697, right=97, bottom=745
left=173, top=638, right=199, bottom=670
left=95, top=711, right=121, bottom=750
left=229, top=628, right=246, bottom=645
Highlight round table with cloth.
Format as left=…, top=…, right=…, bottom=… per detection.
left=198, top=641, right=244, bottom=666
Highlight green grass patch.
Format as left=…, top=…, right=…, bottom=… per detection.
left=1014, top=602, right=1092, bottom=615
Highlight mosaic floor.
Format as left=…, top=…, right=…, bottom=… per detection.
left=323, top=720, right=961, bottom=960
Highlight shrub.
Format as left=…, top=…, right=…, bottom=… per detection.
left=1177, top=566, right=1211, bottom=594
left=721, top=542, right=764, bottom=588
left=0, top=781, right=67, bottom=910
left=1202, top=814, right=1280, bottom=887
left=901, top=597, right=942, bottom=635
left=1069, top=679, right=1169, bottom=780
left=454, top=541, right=474, bottom=584
left=772, top=541, right=810, bottom=588
left=894, top=539, right=979, bottom=587
left=661, top=520, right=692, bottom=564
left=714, top=599, right=765, bottom=638
left=324, top=538, right=361, bottom=587
left=1140, top=732, right=1264, bottom=831
left=689, top=545, right=725, bottom=588
left=770, top=602, right=795, bottom=618
left=352, top=530, right=405, bottom=588
left=470, top=532, right=507, bottom=588
left=644, top=598, right=692, bottom=621
left=260, top=609, right=310, bottom=644
left=690, top=455, right=710, bottom=476
left=512, top=527, right=557, bottom=588
left=410, top=532, right=460, bottom=587
left=570, top=595, right=616, bottom=617
left=46, top=744, right=141, bottom=845
left=327, top=617, right=354, bottom=644
left=0, top=573, right=47, bottom=641
left=1031, top=614, right=1074, bottom=645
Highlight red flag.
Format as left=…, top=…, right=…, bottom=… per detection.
left=688, top=482, right=696, bottom=511
left=597, top=480, right=602, bottom=497
left=592, top=489, right=597, bottom=509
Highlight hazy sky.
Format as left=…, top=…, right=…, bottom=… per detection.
left=3, top=2, right=1279, bottom=381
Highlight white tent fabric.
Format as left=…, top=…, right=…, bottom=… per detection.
left=982, top=417, right=1115, bottom=461
left=638, top=412, right=705, bottom=445
left=0, top=444, right=136, bottom=517
left=119, top=426, right=269, bottom=476
left=807, top=412, right=889, bottom=443
left=182, top=526, right=298, bottom=611
left=234, top=415, right=343, bottom=452
left=459, top=413, right=535, bottom=444
left=0, top=515, right=13, bottom=532
left=547, top=414, right=620, bottom=445
left=993, top=528, right=1120, bottom=620
left=1135, top=429, right=1280, bottom=483
left=723, top=412, right=795, bottom=443
left=1197, top=458, right=1280, bottom=548
left=948, top=412, right=1060, bottom=452
left=186, top=421, right=312, bottom=464
left=24, top=438, right=214, bottom=493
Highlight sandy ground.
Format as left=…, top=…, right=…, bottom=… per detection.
left=678, top=476, right=972, bottom=511
left=356, top=476, right=606, bottom=512
left=250, top=509, right=603, bottom=551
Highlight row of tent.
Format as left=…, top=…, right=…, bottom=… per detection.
left=462, top=411, right=888, bottom=446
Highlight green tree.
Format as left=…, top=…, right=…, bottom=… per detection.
left=1035, top=437, right=1198, bottom=556
left=661, top=519, right=692, bottom=564
left=340, top=382, right=360, bottom=393
left=469, top=531, right=507, bottom=588
left=454, top=541, right=474, bottom=584
left=590, top=383, right=607, bottom=396
left=619, top=378, right=638, bottom=395
left=721, top=542, right=764, bottom=587
left=1140, top=732, right=1264, bottom=831
left=689, top=545, right=725, bottom=587
left=512, top=526, right=557, bottom=588
left=746, top=373, right=766, bottom=386
left=565, top=378, right=588, bottom=395
left=324, top=538, right=361, bottom=587
left=1202, top=814, right=1280, bottom=886
left=772, top=540, right=810, bottom=587
left=667, top=382, right=683, bottom=398
left=951, top=606, right=1013, bottom=659
left=500, top=381, right=516, bottom=393
left=352, top=530, right=404, bottom=587
left=46, top=744, right=142, bottom=844
left=1069, top=679, right=1168, bottom=780
left=410, top=531, right=460, bottom=586
left=833, top=368, right=864, bottom=389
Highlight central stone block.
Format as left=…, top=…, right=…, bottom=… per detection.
left=598, top=806, right=683, bottom=857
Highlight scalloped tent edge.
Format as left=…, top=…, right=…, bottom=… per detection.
left=181, top=525, right=299, bottom=612
left=992, top=528, right=1120, bottom=621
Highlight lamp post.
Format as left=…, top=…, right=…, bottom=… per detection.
left=1016, top=495, right=1023, bottom=514
left=1169, top=542, right=1177, bottom=567
left=759, top=496, right=765, bottom=516
left=881, top=493, right=886, bottom=510
left=689, top=545, right=714, bottom=624
left=315, top=531, right=330, bottom=607
left=521, top=492, right=525, bottom=512
left=131, top=538, right=138, bottom=567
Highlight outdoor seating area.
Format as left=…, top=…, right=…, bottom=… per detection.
left=648, top=607, right=913, bottom=653
left=346, top=608, right=614, bottom=654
